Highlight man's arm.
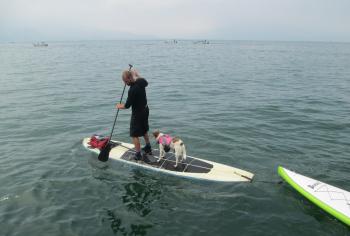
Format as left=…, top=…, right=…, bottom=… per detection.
left=116, top=88, right=134, bottom=109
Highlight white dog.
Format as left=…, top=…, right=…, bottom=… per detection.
left=152, top=130, right=186, bottom=168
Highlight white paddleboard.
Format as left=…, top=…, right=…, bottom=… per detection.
left=82, top=137, right=254, bottom=182
left=278, top=166, right=350, bottom=226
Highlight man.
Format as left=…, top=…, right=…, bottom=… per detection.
left=116, top=69, right=152, bottom=161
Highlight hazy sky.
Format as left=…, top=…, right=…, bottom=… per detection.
left=1, top=0, right=350, bottom=42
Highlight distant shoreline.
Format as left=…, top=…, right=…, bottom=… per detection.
left=2, top=39, right=350, bottom=44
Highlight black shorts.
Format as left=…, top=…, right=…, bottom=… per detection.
left=130, top=106, right=149, bottom=137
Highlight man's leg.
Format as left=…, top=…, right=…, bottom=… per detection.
left=132, top=137, right=142, bottom=160
left=132, top=137, right=141, bottom=152
left=142, top=132, right=152, bottom=154
left=143, top=132, right=150, bottom=144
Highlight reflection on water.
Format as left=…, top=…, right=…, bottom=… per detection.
left=105, top=171, right=164, bottom=235
left=122, top=174, right=162, bottom=217
left=106, top=210, right=153, bottom=236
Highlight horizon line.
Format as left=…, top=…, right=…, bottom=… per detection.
left=2, top=38, right=350, bottom=44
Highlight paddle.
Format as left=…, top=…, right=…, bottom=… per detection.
left=98, top=64, right=133, bottom=162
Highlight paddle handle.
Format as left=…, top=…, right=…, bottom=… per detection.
left=107, top=64, right=133, bottom=140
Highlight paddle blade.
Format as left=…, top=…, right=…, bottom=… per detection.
left=98, top=142, right=112, bottom=162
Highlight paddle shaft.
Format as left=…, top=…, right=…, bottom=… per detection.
left=107, top=64, right=133, bottom=140
left=98, top=64, right=133, bottom=162
left=108, top=84, right=126, bottom=139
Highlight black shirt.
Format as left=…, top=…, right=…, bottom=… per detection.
left=124, top=78, right=148, bottom=113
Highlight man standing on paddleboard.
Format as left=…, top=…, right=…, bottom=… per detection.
left=116, top=69, right=152, bottom=161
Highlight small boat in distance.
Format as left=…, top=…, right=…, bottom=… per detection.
left=194, top=40, right=209, bottom=44
left=33, top=42, right=48, bottom=47
left=164, top=39, right=178, bottom=44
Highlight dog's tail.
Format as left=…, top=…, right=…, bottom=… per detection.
left=181, top=142, right=187, bottom=160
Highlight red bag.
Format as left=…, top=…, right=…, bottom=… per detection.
left=88, top=135, right=110, bottom=149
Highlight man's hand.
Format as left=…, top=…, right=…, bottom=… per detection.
left=116, top=103, right=125, bottom=109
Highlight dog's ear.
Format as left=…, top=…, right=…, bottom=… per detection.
left=152, top=130, right=160, bottom=138
left=172, top=137, right=180, bottom=143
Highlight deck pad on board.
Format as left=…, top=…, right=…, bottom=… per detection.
left=120, top=149, right=213, bottom=173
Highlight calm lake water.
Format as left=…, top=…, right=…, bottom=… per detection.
left=0, top=40, right=349, bottom=235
